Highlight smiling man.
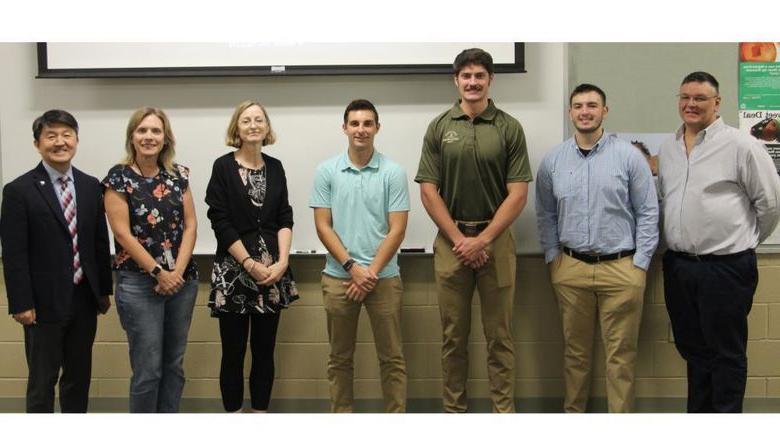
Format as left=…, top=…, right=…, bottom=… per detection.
left=310, top=99, right=410, bottom=412
left=416, top=48, right=532, bottom=413
left=659, top=72, right=780, bottom=413
left=1, top=109, right=113, bottom=412
left=536, top=83, right=658, bottom=413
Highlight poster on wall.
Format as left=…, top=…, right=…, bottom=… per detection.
left=739, top=42, right=780, bottom=245
left=738, top=42, right=780, bottom=173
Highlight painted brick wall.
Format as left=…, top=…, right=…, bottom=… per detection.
left=2, top=254, right=780, bottom=403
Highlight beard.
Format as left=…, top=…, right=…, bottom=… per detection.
left=575, top=120, right=602, bottom=134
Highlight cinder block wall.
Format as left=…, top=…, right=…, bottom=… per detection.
left=2, top=253, right=780, bottom=406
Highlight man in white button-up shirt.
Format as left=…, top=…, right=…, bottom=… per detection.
left=658, top=71, right=780, bottom=413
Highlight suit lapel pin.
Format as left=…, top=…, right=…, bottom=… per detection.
left=39, top=180, right=46, bottom=186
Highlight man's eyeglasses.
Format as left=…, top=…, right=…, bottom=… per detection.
left=677, top=94, right=719, bottom=104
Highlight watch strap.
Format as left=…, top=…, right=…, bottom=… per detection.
left=342, top=258, right=356, bottom=272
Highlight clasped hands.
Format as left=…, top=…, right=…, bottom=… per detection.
left=154, top=269, right=185, bottom=295
left=453, top=236, right=490, bottom=269
left=243, top=258, right=287, bottom=286
left=342, top=264, right=378, bottom=302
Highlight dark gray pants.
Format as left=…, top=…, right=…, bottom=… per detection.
left=24, top=282, right=97, bottom=413
left=663, top=249, right=757, bottom=413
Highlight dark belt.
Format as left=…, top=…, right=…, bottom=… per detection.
left=563, top=247, right=636, bottom=264
left=456, top=221, right=489, bottom=237
left=668, top=248, right=754, bottom=262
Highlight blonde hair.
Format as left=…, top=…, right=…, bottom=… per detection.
left=225, top=100, right=276, bottom=148
left=123, top=107, right=176, bottom=174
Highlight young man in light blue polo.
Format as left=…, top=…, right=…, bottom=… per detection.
left=310, top=99, right=410, bottom=413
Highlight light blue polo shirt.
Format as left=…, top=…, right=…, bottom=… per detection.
left=309, top=150, right=410, bottom=279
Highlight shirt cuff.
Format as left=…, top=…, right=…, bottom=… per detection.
left=633, top=253, right=651, bottom=271
left=544, top=248, right=560, bottom=264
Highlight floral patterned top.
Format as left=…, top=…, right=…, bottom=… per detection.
left=209, top=163, right=298, bottom=315
left=102, top=164, right=198, bottom=280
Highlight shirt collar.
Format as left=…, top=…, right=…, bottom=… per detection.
left=675, top=116, right=724, bottom=141
left=339, top=150, right=381, bottom=172
left=568, top=130, right=612, bottom=153
left=450, top=99, right=497, bottom=121
left=41, top=161, right=74, bottom=183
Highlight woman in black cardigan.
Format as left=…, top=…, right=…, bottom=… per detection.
left=205, top=100, right=298, bottom=413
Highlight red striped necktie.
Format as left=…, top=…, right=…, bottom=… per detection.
left=58, top=176, right=83, bottom=284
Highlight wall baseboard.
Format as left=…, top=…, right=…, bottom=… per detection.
left=2, top=397, right=779, bottom=413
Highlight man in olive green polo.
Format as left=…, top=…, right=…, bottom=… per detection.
left=415, top=48, right=532, bottom=413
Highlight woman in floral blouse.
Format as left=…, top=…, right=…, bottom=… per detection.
left=205, top=100, right=298, bottom=413
left=103, top=107, right=198, bottom=413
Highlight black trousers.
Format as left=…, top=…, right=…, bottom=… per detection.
left=23, top=282, right=98, bottom=413
left=218, top=312, right=280, bottom=412
left=663, top=250, right=757, bottom=413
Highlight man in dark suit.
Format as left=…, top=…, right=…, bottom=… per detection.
left=1, top=109, right=113, bottom=413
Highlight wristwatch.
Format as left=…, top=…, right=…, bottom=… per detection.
left=342, top=258, right=356, bottom=272
left=150, top=264, right=163, bottom=278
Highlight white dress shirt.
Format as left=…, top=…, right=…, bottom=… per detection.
left=658, top=117, right=780, bottom=254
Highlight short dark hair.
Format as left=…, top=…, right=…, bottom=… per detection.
left=32, top=109, right=79, bottom=141
left=569, top=83, right=607, bottom=106
left=453, top=48, right=494, bottom=76
left=343, top=99, right=379, bottom=124
left=681, top=71, right=720, bottom=94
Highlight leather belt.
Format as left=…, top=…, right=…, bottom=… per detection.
left=668, top=248, right=754, bottom=262
left=563, top=247, right=635, bottom=264
left=456, top=221, right=489, bottom=237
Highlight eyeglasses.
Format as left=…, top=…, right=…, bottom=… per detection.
left=677, top=94, right=719, bottom=104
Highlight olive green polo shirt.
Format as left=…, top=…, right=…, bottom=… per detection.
left=415, top=99, right=533, bottom=221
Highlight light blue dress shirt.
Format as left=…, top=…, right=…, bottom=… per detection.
left=309, top=151, right=410, bottom=279
left=41, top=161, right=77, bottom=208
left=535, top=133, right=659, bottom=270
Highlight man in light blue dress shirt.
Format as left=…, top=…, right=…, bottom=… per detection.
left=535, top=84, right=659, bottom=413
left=310, top=99, right=410, bottom=412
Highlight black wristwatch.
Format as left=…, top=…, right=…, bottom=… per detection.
left=150, top=264, right=163, bottom=278
left=342, top=258, right=356, bottom=272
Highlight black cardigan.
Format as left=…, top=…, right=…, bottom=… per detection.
left=205, top=152, right=293, bottom=260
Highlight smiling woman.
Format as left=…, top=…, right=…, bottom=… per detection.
left=204, top=100, right=298, bottom=413
left=102, top=107, right=199, bottom=413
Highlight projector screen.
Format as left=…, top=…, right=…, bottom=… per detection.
left=37, top=42, right=525, bottom=78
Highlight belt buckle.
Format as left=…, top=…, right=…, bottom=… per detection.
left=461, top=223, right=478, bottom=237
left=683, top=252, right=701, bottom=261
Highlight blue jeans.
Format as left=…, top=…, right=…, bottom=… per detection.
left=115, top=271, right=198, bottom=413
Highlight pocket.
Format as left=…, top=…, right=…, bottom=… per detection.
left=321, top=274, right=350, bottom=313
left=548, top=253, right=564, bottom=277
left=551, top=169, right=580, bottom=199
left=433, top=232, right=459, bottom=275
left=114, top=271, right=155, bottom=307
left=621, top=256, right=646, bottom=289
left=490, top=230, right=516, bottom=288
left=549, top=252, right=574, bottom=287
left=600, top=169, right=630, bottom=205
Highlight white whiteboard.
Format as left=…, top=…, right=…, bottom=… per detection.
left=1, top=42, right=567, bottom=255
left=44, top=43, right=519, bottom=70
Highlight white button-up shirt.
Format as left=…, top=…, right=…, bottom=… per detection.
left=658, top=117, right=780, bottom=255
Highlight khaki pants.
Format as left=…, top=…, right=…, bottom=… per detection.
left=433, top=229, right=516, bottom=413
left=321, top=274, right=406, bottom=413
left=549, top=252, right=646, bottom=413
